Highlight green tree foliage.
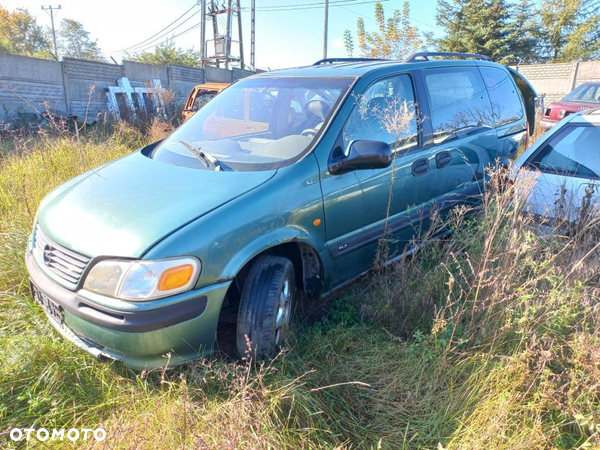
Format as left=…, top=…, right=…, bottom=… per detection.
left=437, top=0, right=600, bottom=63
left=437, top=0, right=536, bottom=63
left=507, top=0, right=539, bottom=63
left=538, top=0, right=600, bottom=61
left=128, top=40, right=201, bottom=67
left=343, top=29, right=354, bottom=57
left=0, top=6, right=52, bottom=59
left=344, top=1, right=432, bottom=60
left=58, top=19, right=104, bottom=61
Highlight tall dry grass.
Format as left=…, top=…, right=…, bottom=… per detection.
left=0, top=123, right=598, bottom=448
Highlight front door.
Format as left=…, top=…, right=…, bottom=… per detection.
left=320, top=73, right=429, bottom=287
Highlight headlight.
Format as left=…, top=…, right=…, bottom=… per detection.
left=83, top=257, right=201, bottom=301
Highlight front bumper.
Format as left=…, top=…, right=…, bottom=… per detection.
left=26, top=251, right=231, bottom=370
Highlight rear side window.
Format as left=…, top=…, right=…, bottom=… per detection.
left=423, top=67, right=493, bottom=143
left=480, top=67, right=524, bottom=126
left=526, top=125, right=600, bottom=179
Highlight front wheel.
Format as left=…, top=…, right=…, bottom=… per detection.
left=236, top=256, right=296, bottom=359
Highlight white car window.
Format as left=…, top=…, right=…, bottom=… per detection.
left=526, top=125, right=600, bottom=179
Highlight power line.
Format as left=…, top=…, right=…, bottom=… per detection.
left=241, top=0, right=389, bottom=12
left=112, top=2, right=199, bottom=53
left=378, top=2, right=437, bottom=30
left=117, top=21, right=202, bottom=55
left=117, top=9, right=202, bottom=55
left=248, top=0, right=375, bottom=9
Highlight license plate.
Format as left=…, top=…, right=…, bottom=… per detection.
left=30, top=282, right=64, bottom=326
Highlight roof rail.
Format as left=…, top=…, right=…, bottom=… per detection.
left=405, top=51, right=492, bottom=62
left=313, top=57, right=388, bottom=66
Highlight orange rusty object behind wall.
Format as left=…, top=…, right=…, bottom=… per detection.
left=182, top=82, right=230, bottom=121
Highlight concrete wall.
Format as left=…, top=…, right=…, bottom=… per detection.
left=167, top=64, right=205, bottom=99
left=232, top=67, right=254, bottom=81
left=123, top=60, right=168, bottom=88
left=576, top=61, right=600, bottom=87
left=0, top=52, right=257, bottom=121
left=62, top=57, right=125, bottom=120
left=0, top=54, right=67, bottom=118
left=512, top=60, right=600, bottom=103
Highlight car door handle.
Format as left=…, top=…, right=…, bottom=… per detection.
left=436, top=151, right=452, bottom=168
left=412, top=158, right=430, bottom=177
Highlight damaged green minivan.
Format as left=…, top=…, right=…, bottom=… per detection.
left=26, top=53, right=538, bottom=369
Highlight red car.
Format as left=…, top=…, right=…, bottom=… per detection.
left=541, top=82, right=600, bottom=129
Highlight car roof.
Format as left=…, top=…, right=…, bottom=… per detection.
left=569, top=108, right=600, bottom=125
left=252, top=59, right=503, bottom=78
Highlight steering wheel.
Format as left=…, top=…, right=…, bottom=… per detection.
left=300, top=128, right=319, bottom=137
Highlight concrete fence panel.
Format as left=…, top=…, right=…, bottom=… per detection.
left=167, top=64, right=205, bottom=100
left=123, top=60, right=169, bottom=89
left=0, top=53, right=66, bottom=119
left=62, top=57, right=124, bottom=120
left=204, top=66, right=233, bottom=83
left=575, top=61, right=600, bottom=87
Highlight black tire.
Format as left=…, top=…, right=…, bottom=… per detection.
left=236, top=255, right=296, bottom=359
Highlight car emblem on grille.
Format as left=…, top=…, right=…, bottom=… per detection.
left=43, top=244, right=52, bottom=265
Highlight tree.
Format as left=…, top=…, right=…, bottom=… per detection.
left=58, top=19, right=104, bottom=61
left=506, top=0, right=538, bottom=63
left=537, top=0, right=600, bottom=61
left=128, top=39, right=201, bottom=67
left=0, top=6, right=52, bottom=59
left=344, top=1, right=432, bottom=61
left=343, top=30, right=354, bottom=57
left=436, top=0, right=525, bottom=63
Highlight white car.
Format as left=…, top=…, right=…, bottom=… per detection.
left=512, top=108, right=600, bottom=224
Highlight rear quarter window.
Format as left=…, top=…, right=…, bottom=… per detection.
left=480, top=66, right=524, bottom=126
left=423, top=67, right=493, bottom=143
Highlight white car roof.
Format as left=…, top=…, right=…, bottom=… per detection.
left=569, top=108, right=600, bottom=124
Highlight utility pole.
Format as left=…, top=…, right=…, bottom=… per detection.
left=211, top=0, right=219, bottom=67
left=323, top=0, right=329, bottom=59
left=225, top=0, right=232, bottom=70
left=41, top=5, right=61, bottom=60
left=200, top=0, right=206, bottom=67
left=236, top=0, right=244, bottom=70
left=250, top=0, right=256, bottom=71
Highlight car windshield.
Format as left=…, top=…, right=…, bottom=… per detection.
left=153, top=76, right=354, bottom=171
left=563, top=84, right=600, bottom=103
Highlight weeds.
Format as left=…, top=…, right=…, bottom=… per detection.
left=0, top=125, right=599, bottom=449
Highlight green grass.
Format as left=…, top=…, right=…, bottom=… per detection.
left=1, top=127, right=599, bottom=449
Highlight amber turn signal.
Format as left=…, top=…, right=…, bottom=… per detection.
left=158, top=264, right=195, bottom=291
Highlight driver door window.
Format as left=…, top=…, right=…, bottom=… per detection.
left=342, top=74, right=418, bottom=151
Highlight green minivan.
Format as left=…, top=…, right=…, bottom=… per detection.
left=26, top=53, right=537, bottom=369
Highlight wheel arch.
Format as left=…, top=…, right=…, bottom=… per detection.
left=229, top=240, right=324, bottom=303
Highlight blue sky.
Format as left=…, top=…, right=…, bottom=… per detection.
left=7, top=0, right=441, bottom=69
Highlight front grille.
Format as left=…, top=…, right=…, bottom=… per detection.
left=33, top=225, right=91, bottom=285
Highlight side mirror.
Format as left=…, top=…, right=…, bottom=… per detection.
left=329, top=140, right=392, bottom=175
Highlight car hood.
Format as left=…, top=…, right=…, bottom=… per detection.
left=37, top=150, right=276, bottom=258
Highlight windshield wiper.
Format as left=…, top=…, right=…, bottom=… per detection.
left=178, top=141, right=223, bottom=171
